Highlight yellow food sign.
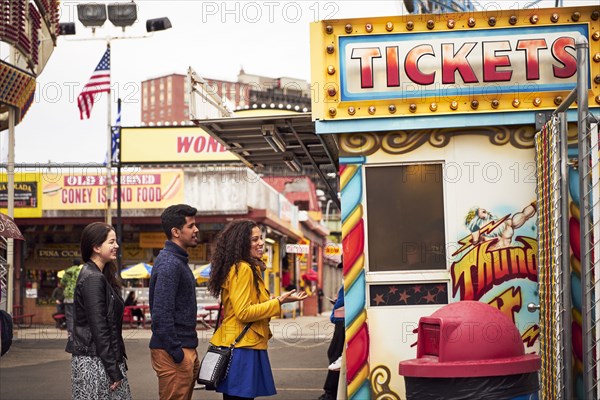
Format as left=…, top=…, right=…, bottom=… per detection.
left=42, top=169, right=184, bottom=210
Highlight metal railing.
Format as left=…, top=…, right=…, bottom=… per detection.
left=538, top=35, right=599, bottom=399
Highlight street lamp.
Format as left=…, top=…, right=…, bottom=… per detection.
left=71, top=2, right=171, bottom=230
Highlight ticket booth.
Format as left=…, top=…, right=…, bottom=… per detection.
left=310, top=6, right=599, bottom=399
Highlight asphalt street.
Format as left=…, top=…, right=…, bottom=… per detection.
left=0, top=316, right=335, bottom=400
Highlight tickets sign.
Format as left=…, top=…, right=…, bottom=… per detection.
left=310, top=6, right=600, bottom=120
left=42, top=169, right=184, bottom=210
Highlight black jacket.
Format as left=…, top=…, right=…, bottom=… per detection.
left=70, top=261, right=126, bottom=382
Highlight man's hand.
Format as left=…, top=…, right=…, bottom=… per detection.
left=277, top=289, right=308, bottom=304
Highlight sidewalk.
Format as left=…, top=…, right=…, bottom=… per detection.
left=12, top=313, right=332, bottom=342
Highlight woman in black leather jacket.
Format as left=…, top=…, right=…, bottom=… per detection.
left=69, top=222, right=131, bottom=399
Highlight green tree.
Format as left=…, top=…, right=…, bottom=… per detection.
left=61, top=264, right=83, bottom=301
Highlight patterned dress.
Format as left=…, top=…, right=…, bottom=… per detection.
left=71, top=355, right=131, bottom=400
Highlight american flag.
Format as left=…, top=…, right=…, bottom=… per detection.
left=111, top=99, right=121, bottom=164
left=77, top=47, right=111, bottom=120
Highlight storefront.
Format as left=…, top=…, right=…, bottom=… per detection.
left=310, top=6, right=599, bottom=399
left=10, top=165, right=306, bottom=324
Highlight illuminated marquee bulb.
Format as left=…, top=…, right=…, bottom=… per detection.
left=450, top=101, right=458, bottom=110
left=512, top=99, right=521, bottom=108
left=348, top=106, right=356, bottom=115
left=365, top=23, right=373, bottom=33
left=329, top=108, right=337, bottom=117
left=326, top=45, right=334, bottom=54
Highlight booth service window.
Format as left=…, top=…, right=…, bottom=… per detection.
left=365, top=163, right=446, bottom=272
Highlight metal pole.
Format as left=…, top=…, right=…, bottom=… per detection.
left=559, top=113, right=572, bottom=400
left=6, top=108, right=15, bottom=315
left=6, top=47, right=16, bottom=315
left=116, top=99, right=122, bottom=271
left=106, top=41, right=112, bottom=226
left=575, top=36, right=592, bottom=398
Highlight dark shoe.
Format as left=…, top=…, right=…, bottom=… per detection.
left=317, top=392, right=336, bottom=400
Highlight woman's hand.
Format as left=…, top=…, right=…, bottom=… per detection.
left=110, top=380, right=122, bottom=391
left=277, top=289, right=308, bottom=304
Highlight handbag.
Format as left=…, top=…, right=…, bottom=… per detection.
left=197, top=303, right=252, bottom=389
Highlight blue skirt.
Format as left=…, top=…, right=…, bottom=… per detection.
left=216, top=348, right=277, bottom=398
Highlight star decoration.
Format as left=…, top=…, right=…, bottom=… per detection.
left=373, top=293, right=386, bottom=305
left=413, top=285, right=422, bottom=293
left=389, top=286, right=398, bottom=294
left=423, top=291, right=436, bottom=304
left=398, top=290, right=411, bottom=304
left=436, top=284, right=446, bottom=293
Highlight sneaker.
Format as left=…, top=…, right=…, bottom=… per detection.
left=328, top=356, right=342, bottom=371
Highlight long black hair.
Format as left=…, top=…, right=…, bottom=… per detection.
left=80, top=222, right=122, bottom=289
left=207, top=219, right=263, bottom=298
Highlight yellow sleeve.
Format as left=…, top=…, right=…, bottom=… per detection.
left=228, top=264, right=281, bottom=323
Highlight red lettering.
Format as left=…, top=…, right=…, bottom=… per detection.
left=177, top=136, right=194, bottom=153
left=61, top=188, right=93, bottom=204
left=442, top=42, right=478, bottom=84
left=386, top=46, right=400, bottom=87
left=193, top=136, right=207, bottom=152
left=516, top=39, right=547, bottom=80
left=207, top=137, right=220, bottom=152
left=483, top=41, right=512, bottom=82
left=137, top=187, right=162, bottom=202
left=351, top=47, right=382, bottom=88
left=405, top=44, right=435, bottom=85
left=552, top=37, right=576, bottom=78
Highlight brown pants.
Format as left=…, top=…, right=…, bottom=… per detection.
left=151, top=348, right=199, bottom=400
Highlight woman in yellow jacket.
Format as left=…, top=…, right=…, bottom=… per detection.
left=207, top=219, right=307, bottom=400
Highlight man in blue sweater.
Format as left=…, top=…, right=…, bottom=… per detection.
left=150, top=204, right=200, bottom=400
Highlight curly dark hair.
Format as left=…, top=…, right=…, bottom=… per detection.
left=207, top=219, right=263, bottom=298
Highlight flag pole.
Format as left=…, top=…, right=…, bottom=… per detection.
left=106, top=41, right=112, bottom=226
left=116, top=98, right=123, bottom=271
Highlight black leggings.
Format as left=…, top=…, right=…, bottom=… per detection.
left=223, top=395, right=253, bottom=400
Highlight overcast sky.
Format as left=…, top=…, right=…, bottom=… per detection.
left=3, top=0, right=595, bottom=164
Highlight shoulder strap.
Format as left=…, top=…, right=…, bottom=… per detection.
left=214, top=296, right=252, bottom=348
